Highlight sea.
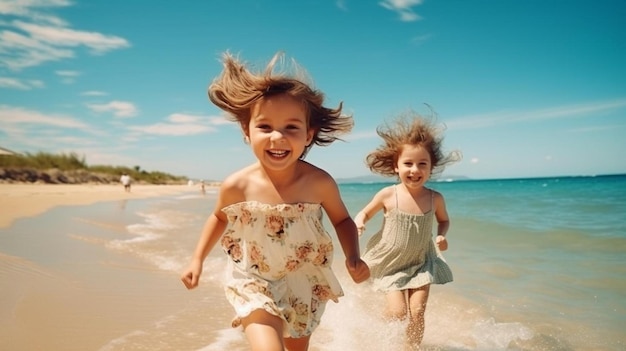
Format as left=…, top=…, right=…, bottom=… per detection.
left=3, top=174, right=626, bottom=350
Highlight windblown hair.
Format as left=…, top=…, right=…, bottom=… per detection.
left=366, top=110, right=461, bottom=178
left=208, top=52, right=353, bottom=158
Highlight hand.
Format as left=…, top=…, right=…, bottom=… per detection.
left=436, top=235, right=448, bottom=251
left=345, top=257, right=370, bottom=283
left=355, top=221, right=365, bottom=236
left=180, top=262, right=202, bottom=289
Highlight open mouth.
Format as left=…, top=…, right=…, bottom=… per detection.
left=267, top=149, right=290, bottom=158
left=408, top=175, right=422, bottom=182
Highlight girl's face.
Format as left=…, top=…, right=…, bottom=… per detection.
left=247, top=94, right=314, bottom=172
left=394, top=144, right=432, bottom=189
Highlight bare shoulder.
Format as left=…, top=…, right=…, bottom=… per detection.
left=297, top=162, right=342, bottom=203
left=218, top=164, right=259, bottom=205
left=371, top=184, right=396, bottom=207
left=300, top=161, right=335, bottom=185
left=220, top=168, right=246, bottom=192
left=377, top=184, right=396, bottom=198
left=429, top=188, right=445, bottom=200
left=428, top=188, right=447, bottom=206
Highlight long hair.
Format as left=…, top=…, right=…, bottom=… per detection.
left=366, top=110, right=461, bottom=178
left=208, top=52, right=353, bottom=158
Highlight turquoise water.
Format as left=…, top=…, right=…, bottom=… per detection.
left=342, top=175, right=626, bottom=350
left=344, top=174, right=626, bottom=236
left=2, top=175, right=624, bottom=350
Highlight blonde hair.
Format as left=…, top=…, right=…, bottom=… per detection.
left=208, top=52, right=353, bottom=158
left=366, top=110, right=461, bottom=178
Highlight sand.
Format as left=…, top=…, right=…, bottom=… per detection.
left=0, top=183, right=219, bottom=350
left=0, top=183, right=205, bottom=229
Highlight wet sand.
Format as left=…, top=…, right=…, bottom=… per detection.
left=0, top=183, right=217, bottom=351
left=0, top=183, right=204, bottom=228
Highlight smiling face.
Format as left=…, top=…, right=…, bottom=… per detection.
left=247, top=94, right=314, bottom=172
left=394, top=144, right=432, bottom=189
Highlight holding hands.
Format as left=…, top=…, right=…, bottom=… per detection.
left=346, top=256, right=370, bottom=283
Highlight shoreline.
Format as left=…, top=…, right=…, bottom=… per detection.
left=0, top=183, right=213, bottom=229
left=0, top=184, right=222, bottom=350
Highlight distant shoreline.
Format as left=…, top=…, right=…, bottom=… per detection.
left=0, top=183, right=214, bottom=229
left=336, top=172, right=625, bottom=184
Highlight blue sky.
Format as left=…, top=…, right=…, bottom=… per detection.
left=1, top=0, right=625, bottom=181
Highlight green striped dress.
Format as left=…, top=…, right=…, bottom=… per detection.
left=362, top=188, right=453, bottom=292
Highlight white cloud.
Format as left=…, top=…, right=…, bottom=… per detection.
left=566, top=124, right=624, bottom=133
left=130, top=123, right=215, bottom=136
left=80, top=90, right=108, bottom=96
left=380, top=0, right=423, bottom=22
left=0, top=104, right=89, bottom=129
left=87, top=101, right=138, bottom=118
left=344, top=130, right=379, bottom=141
left=0, top=76, right=44, bottom=90
left=127, top=113, right=229, bottom=136
left=0, top=0, right=70, bottom=26
left=51, top=136, right=98, bottom=146
left=167, top=113, right=231, bottom=126
left=446, top=98, right=626, bottom=130
left=0, top=1, right=130, bottom=71
left=55, top=69, right=80, bottom=84
left=208, top=115, right=234, bottom=125
left=168, top=113, right=202, bottom=123
left=55, top=70, right=79, bottom=77
left=0, top=30, right=75, bottom=70
left=14, top=21, right=130, bottom=54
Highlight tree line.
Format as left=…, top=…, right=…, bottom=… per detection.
left=0, top=151, right=187, bottom=184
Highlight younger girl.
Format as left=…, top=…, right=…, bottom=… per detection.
left=181, top=52, right=370, bottom=351
left=354, top=113, right=460, bottom=349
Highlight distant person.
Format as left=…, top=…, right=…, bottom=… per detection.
left=354, top=113, right=461, bottom=349
left=180, top=51, right=369, bottom=351
left=200, top=179, right=206, bottom=195
left=120, top=173, right=131, bottom=192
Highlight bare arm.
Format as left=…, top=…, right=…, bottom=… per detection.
left=433, top=191, right=450, bottom=251
left=354, top=186, right=389, bottom=236
left=181, top=180, right=239, bottom=289
left=318, top=174, right=370, bottom=283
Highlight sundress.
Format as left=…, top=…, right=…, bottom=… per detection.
left=362, top=187, right=453, bottom=292
left=220, top=201, right=343, bottom=338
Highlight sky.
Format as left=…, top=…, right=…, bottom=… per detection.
left=1, top=0, right=625, bottom=181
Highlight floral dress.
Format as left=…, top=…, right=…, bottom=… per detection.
left=220, top=201, right=343, bottom=338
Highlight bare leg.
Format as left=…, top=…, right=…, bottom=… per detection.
left=384, top=290, right=408, bottom=321
left=241, top=309, right=285, bottom=351
left=406, top=285, right=430, bottom=348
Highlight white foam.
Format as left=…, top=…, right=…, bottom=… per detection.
left=176, top=194, right=204, bottom=200
left=471, top=318, right=534, bottom=349
left=98, top=330, right=148, bottom=351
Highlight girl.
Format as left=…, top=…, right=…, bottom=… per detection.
left=181, top=52, right=370, bottom=351
left=354, top=113, right=460, bottom=349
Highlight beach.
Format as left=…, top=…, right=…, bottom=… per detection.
left=1, top=177, right=625, bottom=350
left=0, top=183, right=205, bottom=229
left=0, top=183, right=212, bottom=351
